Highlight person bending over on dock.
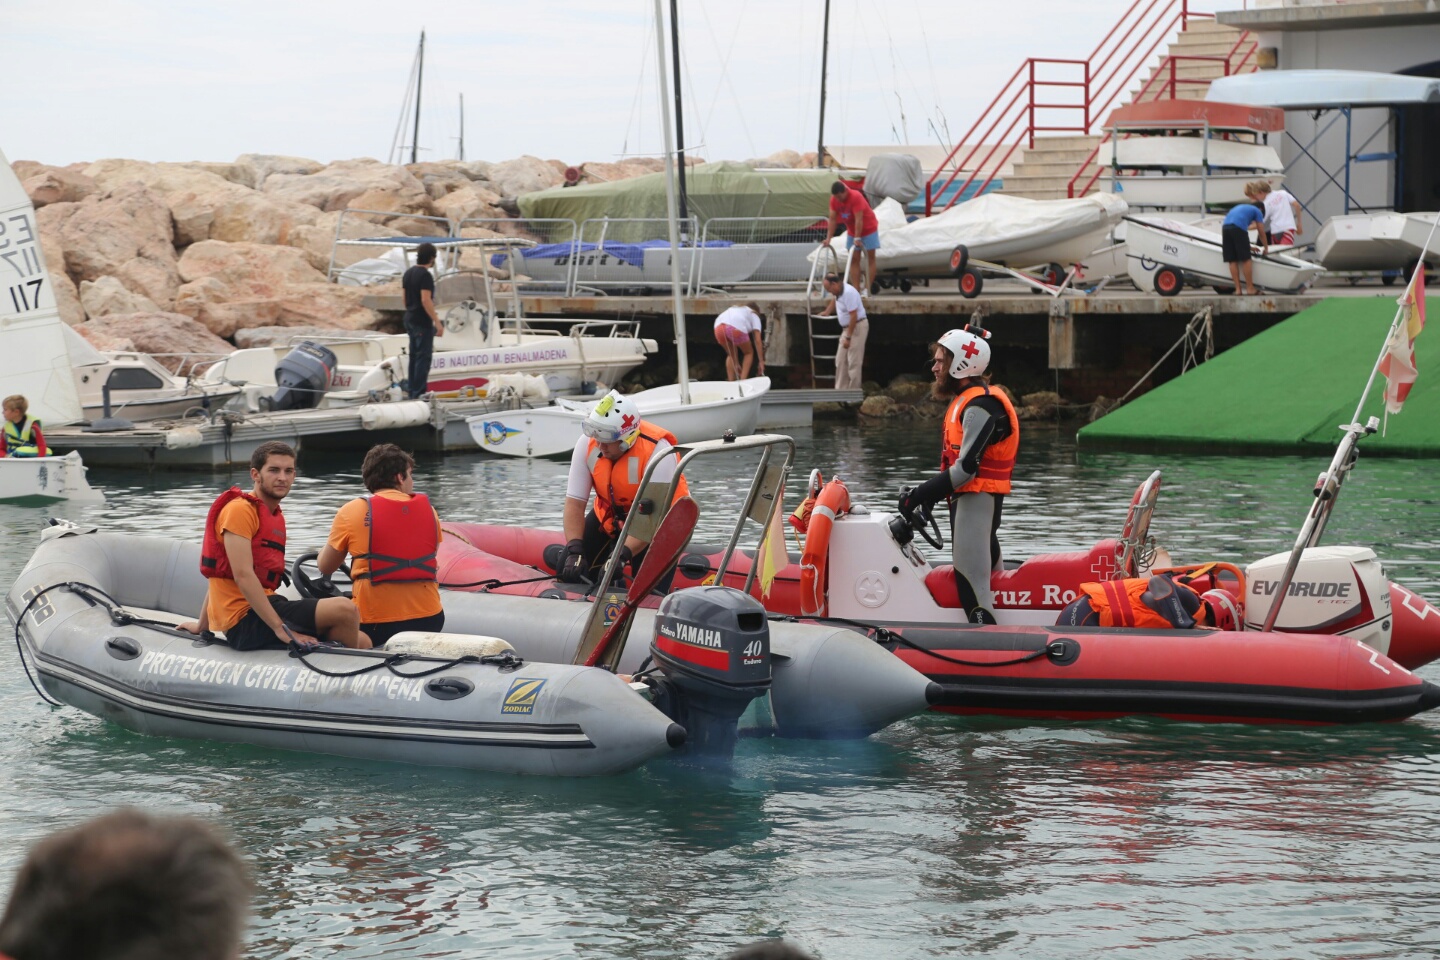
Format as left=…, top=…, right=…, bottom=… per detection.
left=823, top=180, right=879, bottom=292
left=897, top=327, right=1019, bottom=625
left=1057, top=575, right=1241, bottom=632
left=1, top=395, right=47, bottom=458
left=817, top=273, right=868, bottom=390
left=1251, top=179, right=1301, bottom=247
left=557, top=390, right=689, bottom=589
left=317, top=443, right=444, bottom=648
left=403, top=241, right=444, bottom=399
left=0, top=808, right=250, bottom=960
left=713, top=302, right=766, bottom=381
left=179, top=441, right=370, bottom=652
left=1222, top=194, right=1269, bottom=296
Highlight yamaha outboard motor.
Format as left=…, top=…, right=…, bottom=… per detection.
left=644, top=586, right=772, bottom=761
left=268, top=341, right=337, bottom=411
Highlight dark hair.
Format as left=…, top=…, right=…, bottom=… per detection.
left=829, top=181, right=847, bottom=196
left=361, top=443, right=415, bottom=493
left=823, top=273, right=841, bottom=285
left=726, top=941, right=817, bottom=960
left=249, top=440, right=296, bottom=472
left=415, top=242, right=438, bottom=266
left=0, top=808, right=250, bottom=960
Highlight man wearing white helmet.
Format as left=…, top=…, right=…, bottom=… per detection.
left=558, top=390, right=690, bottom=585
left=898, top=325, right=1020, bottom=624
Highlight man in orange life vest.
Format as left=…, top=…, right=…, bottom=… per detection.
left=1058, top=575, right=1242, bottom=631
left=179, top=441, right=369, bottom=651
left=317, top=443, right=444, bottom=648
left=557, top=390, right=690, bottom=586
left=898, top=326, right=1019, bottom=625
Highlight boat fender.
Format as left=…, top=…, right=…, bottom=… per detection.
left=360, top=400, right=431, bottom=431
left=164, top=426, right=205, bottom=450
left=646, top=586, right=772, bottom=760
left=799, top=479, right=850, bottom=617
left=386, top=633, right=516, bottom=658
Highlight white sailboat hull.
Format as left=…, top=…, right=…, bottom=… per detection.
left=0, top=453, right=103, bottom=503
left=468, top=377, right=771, bottom=458
left=1124, top=217, right=1324, bottom=293
left=1315, top=212, right=1440, bottom=271
left=1100, top=172, right=1285, bottom=208
left=1097, top=137, right=1282, bottom=170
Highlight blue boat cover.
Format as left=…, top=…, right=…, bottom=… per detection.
left=490, top=239, right=733, bottom=268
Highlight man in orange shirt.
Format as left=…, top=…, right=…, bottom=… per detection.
left=317, top=444, right=444, bottom=648
left=180, top=441, right=369, bottom=651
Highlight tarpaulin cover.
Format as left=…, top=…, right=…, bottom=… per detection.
left=863, top=154, right=924, bottom=207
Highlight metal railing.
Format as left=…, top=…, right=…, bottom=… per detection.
left=693, top=216, right=830, bottom=292
left=326, top=210, right=459, bottom=284
left=924, top=0, right=1249, bottom=214
left=452, top=216, right=581, bottom=296
left=568, top=217, right=701, bottom=296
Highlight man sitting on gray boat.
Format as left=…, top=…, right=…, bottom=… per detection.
left=179, top=441, right=370, bottom=652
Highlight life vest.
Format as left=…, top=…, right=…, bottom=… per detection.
left=940, top=384, right=1020, bottom=495
left=3, top=416, right=42, bottom=457
left=352, top=493, right=439, bottom=583
left=199, top=488, right=286, bottom=590
left=1079, top=577, right=1212, bottom=629
left=586, top=422, right=690, bottom=536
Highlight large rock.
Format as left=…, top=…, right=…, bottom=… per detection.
left=262, top=158, right=435, bottom=219
left=235, top=154, right=323, bottom=189
left=434, top=183, right=506, bottom=225
left=488, top=155, right=564, bottom=198
left=20, top=164, right=98, bottom=207
left=56, top=183, right=180, bottom=307
left=74, top=312, right=235, bottom=373
left=406, top=162, right=474, bottom=199
left=31, top=210, right=85, bottom=325
left=79, top=276, right=161, bottom=318
left=284, top=210, right=394, bottom=274
left=579, top=160, right=659, bottom=183
left=185, top=161, right=260, bottom=189
left=178, top=239, right=324, bottom=291
left=452, top=160, right=494, bottom=182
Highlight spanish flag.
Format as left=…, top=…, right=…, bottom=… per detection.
left=1380, top=266, right=1427, bottom=417
left=756, top=484, right=791, bottom=600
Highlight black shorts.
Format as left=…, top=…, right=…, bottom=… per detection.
left=362, top=611, right=446, bottom=649
left=225, top=597, right=321, bottom=651
left=1221, top=225, right=1252, bottom=263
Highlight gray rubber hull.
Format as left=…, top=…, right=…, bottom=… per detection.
left=7, top=532, right=681, bottom=777
left=439, top=591, right=938, bottom=739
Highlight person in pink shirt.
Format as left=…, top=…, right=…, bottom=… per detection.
left=823, top=181, right=880, bottom=292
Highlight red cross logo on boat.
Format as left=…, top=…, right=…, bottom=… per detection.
left=1090, top=555, right=1117, bottom=579
left=961, top=341, right=980, bottom=359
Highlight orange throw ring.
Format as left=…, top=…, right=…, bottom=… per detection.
left=798, top=478, right=850, bottom=617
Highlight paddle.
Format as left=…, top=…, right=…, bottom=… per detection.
left=574, top=496, right=698, bottom=671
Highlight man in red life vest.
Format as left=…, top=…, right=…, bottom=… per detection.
left=179, top=441, right=369, bottom=651
left=898, top=327, right=1019, bottom=625
left=557, top=390, right=690, bottom=587
left=822, top=180, right=880, bottom=292
left=317, top=444, right=444, bottom=648
left=1058, top=576, right=1242, bottom=631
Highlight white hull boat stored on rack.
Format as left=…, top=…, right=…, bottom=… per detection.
left=1124, top=216, right=1324, bottom=295
left=1316, top=212, right=1440, bottom=272
left=469, top=378, right=770, bottom=458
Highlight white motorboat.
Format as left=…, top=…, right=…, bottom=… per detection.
left=1123, top=216, right=1325, bottom=295
left=1316, top=212, right=1440, bottom=272
left=0, top=143, right=104, bottom=502
left=63, top=327, right=240, bottom=422
left=467, top=377, right=771, bottom=458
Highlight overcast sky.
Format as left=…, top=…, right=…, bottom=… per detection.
left=1, top=0, right=1242, bottom=168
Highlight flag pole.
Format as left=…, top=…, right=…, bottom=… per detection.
left=1260, top=219, right=1435, bottom=632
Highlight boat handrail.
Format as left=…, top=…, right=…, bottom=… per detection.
left=327, top=208, right=461, bottom=282
left=589, top=434, right=796, bottom=604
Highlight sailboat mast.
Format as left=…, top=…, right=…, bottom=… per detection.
left=457, top=93, right=465, bottom=161
left=410, top=31, right=425, bottom=165
left=668, top=0, right=690, bottom=231
left=654, top=0, right=691, bottom=403
left=817, top=0, right=831, bottom=168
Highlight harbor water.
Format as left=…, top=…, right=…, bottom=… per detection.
left=3, top=423, right=1440, bottom=959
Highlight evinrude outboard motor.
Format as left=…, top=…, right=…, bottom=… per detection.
left=268, top=341, right=337, bottom=411
left=644, top=586, right=772, bottom=761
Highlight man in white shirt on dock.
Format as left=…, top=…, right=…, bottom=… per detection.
left=818, top=273, right=868, bottom=390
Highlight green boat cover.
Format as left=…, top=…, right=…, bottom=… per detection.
left=517, top=161, right=838, bottom=242
left=1079, top=295, right=1440, bottom=457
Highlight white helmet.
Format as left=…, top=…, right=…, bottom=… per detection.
left=582, top=390, right=642, bottom=449
left=936, top=326, right=991, bottom=379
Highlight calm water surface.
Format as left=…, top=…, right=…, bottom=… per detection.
left=3, top=423, right=1440, bottom=959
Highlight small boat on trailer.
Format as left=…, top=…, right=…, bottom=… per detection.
left=1124, top=216, right=1324, bottom=295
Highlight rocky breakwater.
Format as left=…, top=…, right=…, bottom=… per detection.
left=14, top=149, right=815, bottom=365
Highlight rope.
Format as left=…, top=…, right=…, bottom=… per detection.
left=770, top=612, right=1067, bottom=668
left=438, top=572, right=555, bottom=591
left=288, top=647, right=526, bottom=679
left=11, top=582, right=83, bottom=707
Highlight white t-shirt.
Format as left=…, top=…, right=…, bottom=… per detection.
left=1264, top=190, right=1298, bottom=234
left=566, top=434, right=679, bottom=501
left=714, top=305, right=762, bottom=336
left=833, top=283, right=867, bottom=329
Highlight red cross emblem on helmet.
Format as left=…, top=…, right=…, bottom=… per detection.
left=961, top=340, right=980, bottom=359
left=621, top=413, right=637, bottom=430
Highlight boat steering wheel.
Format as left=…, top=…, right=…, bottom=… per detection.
left=897, top=488, right=945, bottom=551
left=291, top=551, right=352, bottom=600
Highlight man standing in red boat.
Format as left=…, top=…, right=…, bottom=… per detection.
left=557, top=391, right=689, bottom=587
left=898, top=326, right=1019, bottom=625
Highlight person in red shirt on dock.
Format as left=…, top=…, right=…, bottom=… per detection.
left=823, top=180, right=880, bottom=293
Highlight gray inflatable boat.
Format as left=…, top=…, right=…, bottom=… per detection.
left=8, top=525, right=684, bottom=777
